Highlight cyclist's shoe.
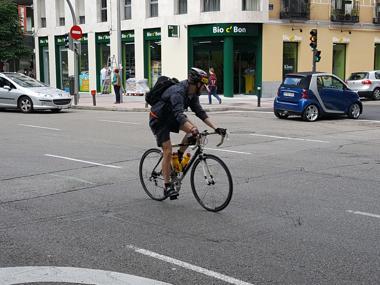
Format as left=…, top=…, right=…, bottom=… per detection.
left=164, top=185, right=179, bottom=200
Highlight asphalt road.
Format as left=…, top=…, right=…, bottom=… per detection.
left=0, top=102, right=379, bottom=284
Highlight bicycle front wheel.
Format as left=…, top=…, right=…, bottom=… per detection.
left=139, top=148, right=167, bottom=201
left=190, top=154, right=233, bottom=212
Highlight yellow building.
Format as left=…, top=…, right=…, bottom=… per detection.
left=262, top=0, right=380, bottom=97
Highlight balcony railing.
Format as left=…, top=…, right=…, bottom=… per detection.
left=374, top=5, right=380, bottom=24
left=331, top=1, right=360, bottom=23
left=280, top=0, right=310, bottom=20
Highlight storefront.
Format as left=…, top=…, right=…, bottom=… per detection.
left=283, top=42, right=298, bottom=78
left=333, top=43, right=346, bottom=80
left=79, top=34, right=89, bottom=92
left=144, top=28, right=161, bottom=87
left=96, top=32, right=110, bottom=92
left=38, top=37, right=49, bottom=84
left=188, top=23, right=262, bottom=97
left=122, top=30, right=135, bottom=86
left=55, top=35, right=69, bottom=91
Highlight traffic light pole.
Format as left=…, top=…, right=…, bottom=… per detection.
left=66, top=0, right=79, bottom=105
left=312, top=49, right=317, bottom=73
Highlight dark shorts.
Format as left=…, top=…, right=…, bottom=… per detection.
left=149, top=116, right=180, bottom=147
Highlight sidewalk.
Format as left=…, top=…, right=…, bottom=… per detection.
left=71, top=93, right=274, bottom=112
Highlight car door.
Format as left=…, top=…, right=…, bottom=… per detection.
left=0, top=77, right=21, bottom=107
left=317, top=75, right=346, bottom=111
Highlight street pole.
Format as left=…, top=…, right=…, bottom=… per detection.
left=116, top=0, right=123, bottom=103
left=65, top=0, right=79, bottom=104
left=312, top=49, right=316, bottom=73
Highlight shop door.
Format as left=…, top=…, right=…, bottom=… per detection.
left=193, top=38, right=223, bottom=94
left=123, top=43, right=135, bottom=81
left=332, top=44, right=346, bottom=80
left=42, top=47, right=50, bottom=85
left=234, top=39, right=256, bottom=94
left=283, top=42, right=298, bottom=79
left=148, top=41, right=161, bottom=87
left=79, top=43, right=89, bottom=92
left=97, top=43, right=110, bottom=91
left=58, top=46, right=69, bottom=91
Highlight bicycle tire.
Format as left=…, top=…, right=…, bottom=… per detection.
left=139, top=148, right=167, bottom=201
left=190, top=154, right=233, bottom=212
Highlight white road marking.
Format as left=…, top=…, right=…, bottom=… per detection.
left=358, top=119, right=380, bottom=124
left=18, top=124, right=60, bottom=131
left=48, top=174, right=95, bottom=184
left=99, top=119, right=140, bottom=125
left=250, top=133, right=330, bottom=143
left=128, top=245, right=254, bottom=285
left=346, top=210, right=380, bottom=219
left=205, top=148, right=252, bottom=155
left=0, top=266, right=170, bottom=285
left=44, top=154, right=122, bottom=169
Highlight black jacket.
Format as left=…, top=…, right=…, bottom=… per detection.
left=150, top=80, right=208, bottom=126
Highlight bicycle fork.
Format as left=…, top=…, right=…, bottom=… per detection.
left=201, top=158, right=215, bottom=185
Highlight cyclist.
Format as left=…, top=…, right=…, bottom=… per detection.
left=149, top=67, right=226, bottom=200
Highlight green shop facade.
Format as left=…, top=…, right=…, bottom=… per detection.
left=188, top=23, right=262, bottom=97
left=38, top=37, right=49, bottom=85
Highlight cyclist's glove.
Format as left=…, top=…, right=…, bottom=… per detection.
left=215, top=128, right=227, bottom=136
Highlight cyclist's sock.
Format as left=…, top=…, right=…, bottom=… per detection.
left=164, top=182, right=171, bottom=189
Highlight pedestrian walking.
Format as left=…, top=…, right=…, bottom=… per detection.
left=112, top=68, right=122, bottom=104
left=207, top=67, right=221, bottom=104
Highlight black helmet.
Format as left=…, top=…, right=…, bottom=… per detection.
left=188, top=67, right=209, bottom=85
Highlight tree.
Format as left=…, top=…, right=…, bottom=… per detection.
left=0, top=0, right=32, bottom=70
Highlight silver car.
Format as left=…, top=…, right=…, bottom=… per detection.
left=0, top=72, right=72, bottom=113
left=346, top=71, right=380, bottom=100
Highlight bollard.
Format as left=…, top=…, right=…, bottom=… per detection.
left=91, top=89, right=96, bottom=106
left=69, top=76, right=78, bottom=105
left=257, top=86, right=261, bottom=107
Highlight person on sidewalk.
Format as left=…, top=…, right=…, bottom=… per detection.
left=112, top=68, right=122, bottom=104
left=207, top=67, right=221, bottom=104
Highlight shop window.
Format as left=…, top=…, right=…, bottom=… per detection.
left=202, top=0, right=220, bottom=12
left=149, top=0, right=158, bottom=17
left=124, top=0, right=132, bottom=20
left=375, top=44, right=380, bottom=70
left=242, top=0, right=260, bottom=11
left=176, top=0, right=187, bottom=14
left=332, top=43, right=346, bottom=80
left=283, top=42, right=298, bottom=78
left=99, top=0, right=108, bottom=22
left=76, top=0, right=86, bottom=24
left=79, top=43, right=89, bottom=92
left=56, top=0, right=65, bottom=26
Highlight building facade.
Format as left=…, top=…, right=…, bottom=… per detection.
left=33, top=0, right=380, bottom=97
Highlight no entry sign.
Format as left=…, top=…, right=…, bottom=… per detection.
left=70, top=25, right=83, bottom=40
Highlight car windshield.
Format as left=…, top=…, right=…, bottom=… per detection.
left=348, top=72, right=368, bottom=81
left=282, top=76, right=309, bottom=89
left=5, top=73, right=47, bottom=87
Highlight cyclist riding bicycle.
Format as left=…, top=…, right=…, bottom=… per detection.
left=149, top=67, right=227, bottom=200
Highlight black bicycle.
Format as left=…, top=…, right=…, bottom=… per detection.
left=139, top=131, right=233, bottom=212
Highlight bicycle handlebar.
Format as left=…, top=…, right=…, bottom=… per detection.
left=198, top=130, right=227, bottom=147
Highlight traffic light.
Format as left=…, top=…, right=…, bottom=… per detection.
left=309, top=29, right=317, bottom=50
left=73, top=41, right=81, bottom=55
left=64, top=34, right=73, bottom=50
left=315, top=50, right=321, bottom=62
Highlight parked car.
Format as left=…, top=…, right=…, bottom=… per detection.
left=346, top=71, right=380, bottom=100
left=0, top=72, right=72, bottom=113
left=274, top=72, right=362, bottom=122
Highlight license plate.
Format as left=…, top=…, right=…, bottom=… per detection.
left=283, top=92, right=294, bottom=97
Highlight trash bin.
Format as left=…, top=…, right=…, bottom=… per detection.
left=69, top=76, right=75, bottom=95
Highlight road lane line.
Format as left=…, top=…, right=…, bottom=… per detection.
left=44, top=154, right=122, bottom=169
left=127, top=245, right=254, bottom=285
left=358, top=119, right=380, bottom=123
left=18, top=124, right=61, bottom=131
left=205, top=148, right=252, bottom=155
left=250, top=133, right=330, bottom=143
left=346, top=210, right=380, bottom=219
left=99, top=119, right=140, bottom=125
left=0, top=266, right=170, bottom=285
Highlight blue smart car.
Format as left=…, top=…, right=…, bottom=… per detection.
left=273, top=72, right=362, bottom=122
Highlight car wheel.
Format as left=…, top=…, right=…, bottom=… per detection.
left=18, top=96, right=33, bottom=113
left=274, top=110, right=289, bottom=119
left=51, top=109, right=62, bottom=113
left=302, top=104, right=319, bottom=122
left=347, top=103, right=361, bottom=119
left=372, top=88, right=380, bottom=100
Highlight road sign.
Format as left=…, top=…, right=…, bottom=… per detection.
left=70, top=25, right=83, bottom=40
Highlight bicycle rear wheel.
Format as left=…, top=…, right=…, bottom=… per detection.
left=190, top=154, right=233, bottom=212
left=139, top=148, right=167, bottom=201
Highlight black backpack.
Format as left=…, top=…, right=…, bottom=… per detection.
left=145, top=76, right=179, bottom=106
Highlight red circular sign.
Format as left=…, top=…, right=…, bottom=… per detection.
left=70, top=25, right=83, bottom=40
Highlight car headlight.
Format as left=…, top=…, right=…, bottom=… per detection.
left=43, top=94, right=52, bottom=99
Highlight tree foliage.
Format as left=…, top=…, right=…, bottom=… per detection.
left=0, top=0, right=32, bottom=62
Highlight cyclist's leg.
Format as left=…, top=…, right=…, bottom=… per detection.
left=161, top=139, right=172, bottom=185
